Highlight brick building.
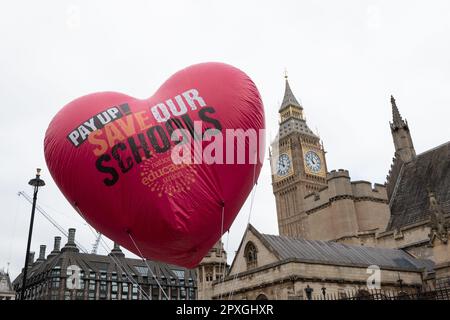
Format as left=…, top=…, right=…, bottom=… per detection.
left=12, top=228, right=197, bottom=300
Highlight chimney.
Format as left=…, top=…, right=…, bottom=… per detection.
left=37, top=245, right=46, bottom=262
left=27, top=252, right=35, bottom=267
left=62, top=228, right=79, bottom=252
left=48, top=236, right=62, bottom=258
left=53, top=236, right=61, bottom=252
left=68, top=228, right=76, bottom=244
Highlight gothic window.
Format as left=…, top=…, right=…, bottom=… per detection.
left=244, top=242, right=258, bottom=270
left=256, top=293, right=268, bottom=300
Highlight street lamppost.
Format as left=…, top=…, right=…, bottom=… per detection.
left=20, top=168, right=45, bottom=300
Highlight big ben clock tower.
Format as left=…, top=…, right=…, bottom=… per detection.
left=270, top=75, right=328, bottom=238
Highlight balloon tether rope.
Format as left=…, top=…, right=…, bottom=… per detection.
left=87, top=225, right=151, bottom=300
left=89, top=226, right=150, bottom=300
left=218, top=230, right=230, bottom=300
left=228, top=159, right=258, bottom=299
left=77, top=207, right=151, bottom=300
left=99, top=236, right=151, bottom=300
left=128, top=232, right=170, bottom=300
left=218, top=203, right=226, bottom=300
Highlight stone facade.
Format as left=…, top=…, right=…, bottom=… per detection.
left=270, top=77, right=328, bottom=239
left=268, top=79, right=450, bottom=275
left=196, top=241, right=227, bottom=300
left=202, top=225, right=432, bottom=300
left=270, top=78, right=390, bottom=241
left=433, top=237, right=450, bottom=281
left=197, top=78, right=450, bottom=300
left=302, top=169, right=390, bottom=240
left=337, top=141, right=450, bottom=281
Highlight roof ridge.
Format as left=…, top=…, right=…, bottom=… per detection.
left=256, top=229, right=435, bottom=272
left=388, top=160, right=405, bottom=210
left=415, top=140, right=450, bottom=158
left=260, top=232, right=422, bottom=253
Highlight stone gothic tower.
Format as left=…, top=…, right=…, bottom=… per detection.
left=390, top=95, right=416, bottom=163
left=270, top=75, right=327, bottom=238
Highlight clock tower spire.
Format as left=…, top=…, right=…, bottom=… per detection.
left=270, top=75, right=328, bottom=238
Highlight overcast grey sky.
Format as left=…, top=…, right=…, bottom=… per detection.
left=1, top=1, right=449, bottom=279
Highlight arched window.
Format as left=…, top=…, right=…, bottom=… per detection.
left=256, top=293, right=268, bottom=300
left=244, top=242, right=258, bottom=270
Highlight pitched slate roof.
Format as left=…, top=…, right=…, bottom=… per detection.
left=278, top=118, right=317, bottom=139
left=280, top=79, right=302, bottom=111
left=386, top=141, right=450, bottom=231
left=243, top=225, right=434, bottom=272
left=277, top=78, right=318, bottom=139
left=13, top=242, right=196, bottom=289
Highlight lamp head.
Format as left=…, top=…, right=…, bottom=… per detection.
left=29, top=168, right=45, bottom=187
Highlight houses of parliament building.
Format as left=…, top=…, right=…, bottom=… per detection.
left=197, top=75, right=450, bottom=300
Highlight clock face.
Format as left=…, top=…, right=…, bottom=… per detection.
left=305, top=151, right=322, bottom=173
left=276, top=153, right=291, bottom=176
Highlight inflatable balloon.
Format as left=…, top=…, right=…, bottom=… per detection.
left=44, top=62, right=265, bottom=268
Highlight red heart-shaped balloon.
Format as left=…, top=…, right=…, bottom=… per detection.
left=44, top=62, right=265, bottom=268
